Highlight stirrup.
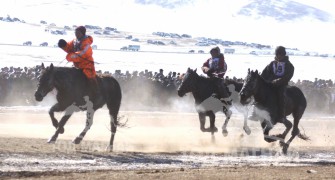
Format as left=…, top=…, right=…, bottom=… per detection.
left=211, top=93, right=219, bottom=99
left=220, top=97, right=232, bottom=106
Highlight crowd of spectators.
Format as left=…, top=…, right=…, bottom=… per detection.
left=0, top=65, right=334, bottom=114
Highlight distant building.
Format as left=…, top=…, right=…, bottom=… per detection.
left=224, top=48, right=235, bottom=54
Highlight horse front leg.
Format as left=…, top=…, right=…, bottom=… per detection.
left=275, top=118, right=292, bottom=146
left=48, top=114, right=72, bottom=143
left=207, top=112, right=217, bottom=143
left=73, top=110, right=95, bottom=144
left=198, top=113, right=207, bottom=132
left=49, top=103, right=61, bottom=129
left=221, top=106, right=232, bottom=137
left=243, top=106, right=251, bottom=135
left=261, top=120, right=277, bottom=143
left=47, top=111, right=73, bottom=144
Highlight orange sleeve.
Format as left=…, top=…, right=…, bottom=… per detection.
left=61, top=40, right=74, bottom=54
left=66, top=53, right=81, bottom=62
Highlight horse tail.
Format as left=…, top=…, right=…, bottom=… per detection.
left=298, top=133, right=310, bottom=141
left=105, top=77, right=122, bottom=127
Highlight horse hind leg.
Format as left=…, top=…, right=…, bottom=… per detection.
left=106, top=99, right=121, bottom=152
left=73, top=111, right=95, bottom=144
left=281, top=108, right=309, bottom=154
left=221, top=106, right=232, bottom=137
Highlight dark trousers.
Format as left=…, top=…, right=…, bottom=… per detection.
left=276, top=86, right=286, bottom=119
left=212, top=78, right=230, bottom=99
left=88, top=78, right=99, bottom=100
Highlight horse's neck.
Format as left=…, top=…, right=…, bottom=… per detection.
left=254, top=76, right=272, bottom=105
left=53, top=68, right=85, bottom=93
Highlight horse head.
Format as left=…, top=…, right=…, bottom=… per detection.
left=240, top=69, right=259, bottom=105
left=34, top=63, right=55, bottom=101
left=177, top=68, right=198, bottom=97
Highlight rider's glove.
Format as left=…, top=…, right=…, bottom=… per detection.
left=58, top=39, right=67, bottom=48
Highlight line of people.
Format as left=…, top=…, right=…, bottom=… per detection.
left=0, top=26, right=334, bottom=114
left=0, top=63, right=334, bottom=114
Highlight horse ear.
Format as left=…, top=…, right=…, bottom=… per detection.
left=50, top=63, right=54, bottom=71
left=255, top=70, right=258, bottom=74
left=248, top=68, right=250, bottom=73
left=194, top=68, right=197, bottom=73
left=41, top=63, right=45, bottom=70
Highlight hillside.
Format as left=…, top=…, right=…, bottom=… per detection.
left=1, top=0, right=335, bottom=53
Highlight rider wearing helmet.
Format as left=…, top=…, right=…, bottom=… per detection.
left=249, top=46, right=294, bottom=122
left=201, top=46, right=231, bottom=105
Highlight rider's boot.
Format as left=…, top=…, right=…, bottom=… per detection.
left=88, top=78, right=100, bottom=103
left=217, top=80, right=232, bottom=106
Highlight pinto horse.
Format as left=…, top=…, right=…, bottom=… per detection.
left=177, top=68, right=252, bottom=139
left=239, top=69, right=309, bottom=154
left=34, top=63, right=122, bottom=151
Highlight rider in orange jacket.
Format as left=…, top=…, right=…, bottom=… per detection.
left=58, top=26, right=98, bottom=100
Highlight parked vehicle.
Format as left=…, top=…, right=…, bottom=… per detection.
left=120, top=45, right=140, bottom=51
left=39, top=42, right=48, bottom=46
left=23, top=41, right=32, bottom=46
left=120, top=46, right=128, bottom=51
left=224, top=48, right=235, bottom=54
left=127, top=45, right=140, bottom=51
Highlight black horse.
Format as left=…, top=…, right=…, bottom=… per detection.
left=34, top=63, right=122, bottom=151
left=177, top=68, right=252, bottom=139
left=239, top=69, right=309, bottom=154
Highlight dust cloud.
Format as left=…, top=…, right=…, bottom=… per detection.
left=0, top=79, right=334, bottom=153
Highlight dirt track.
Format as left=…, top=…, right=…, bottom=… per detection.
left=0, top=109, right=335, bottom=179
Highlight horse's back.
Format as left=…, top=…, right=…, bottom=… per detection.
left=99, top=75, right=122, bottom=101
left=286, top=85, right=307, bottom=108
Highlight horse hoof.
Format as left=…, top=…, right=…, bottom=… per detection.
left=243, top=126, right=251, bottom=135
left=282, top=143, right=289, bottom=155
left=213, top=127, right=218, bottom=132
left=47, top=138, right=56, bottom=144
left=72, top=137, right=82, bottom=144
left=264, top=136, right=277, bottom=143
left=222, top=129, right=228, bottom=137
left=106, top=145, right=113, bottom=152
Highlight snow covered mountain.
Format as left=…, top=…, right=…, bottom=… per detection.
left=0, top=0, right=334, bottom=52
left=237, top=0, right=335, bottom=22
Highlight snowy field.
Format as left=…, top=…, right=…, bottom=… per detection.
left=0, top=43, right=334, bottom=82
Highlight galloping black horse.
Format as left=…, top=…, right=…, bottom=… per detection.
left=177, top=68, right=252, bottom=139
left=239, top=69, right=309, bottom=154
left=34, top=63, right=122, bottom=151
